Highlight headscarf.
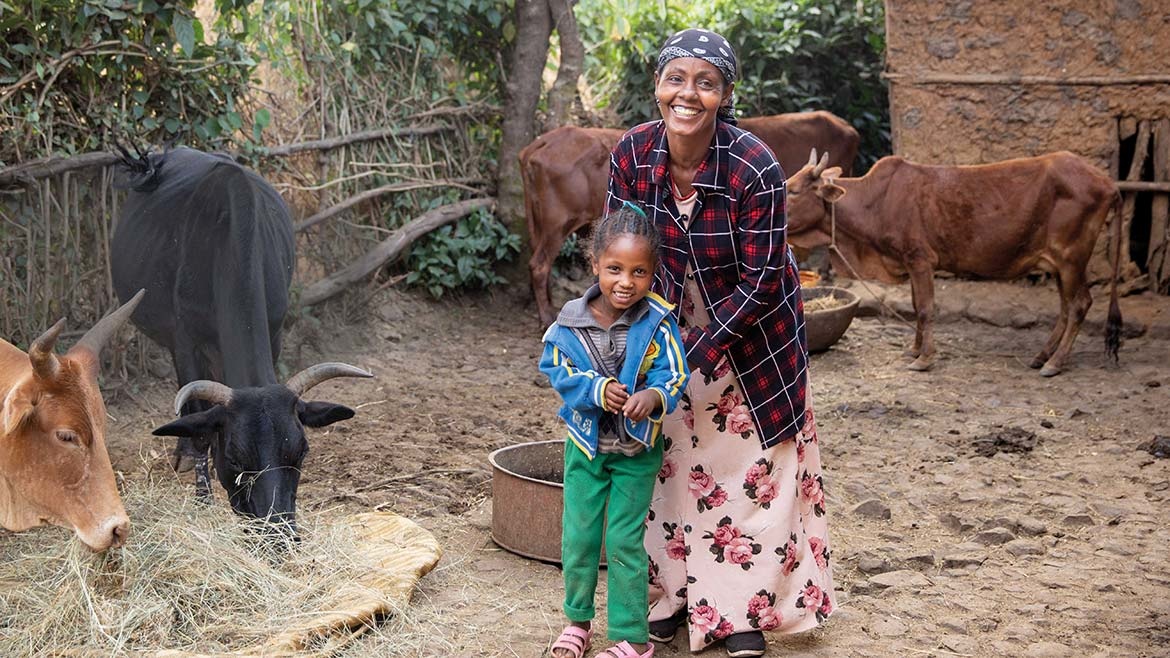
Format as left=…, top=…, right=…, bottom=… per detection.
left=656, top=28, right=738, bottom=124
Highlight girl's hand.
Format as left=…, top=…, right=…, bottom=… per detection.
left=604, top=381, right=629, bottom=412
left=622, top=390, right=661, bottom=422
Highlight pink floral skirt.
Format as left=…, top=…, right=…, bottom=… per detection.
left=645, top=339, right=835, bottom=651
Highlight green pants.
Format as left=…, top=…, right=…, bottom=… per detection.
left=562, top=440, right=663, bottom=643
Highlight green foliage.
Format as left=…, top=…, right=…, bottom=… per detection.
left=0, top=0, right=260, bottom=164
left=233, top=0, right=510, bottom=100
left=405, top=207, right=521, bottom=299
left=576, top=0, right=890, bottom=170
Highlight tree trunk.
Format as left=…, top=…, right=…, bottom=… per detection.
left=545, top=0, right=585, bottom=130
left=496, top=0, right=552, bottom=284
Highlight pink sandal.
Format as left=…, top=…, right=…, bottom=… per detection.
left=599, top=640, right=655, bottom=658
left=550, top=625, right=592, bottom=658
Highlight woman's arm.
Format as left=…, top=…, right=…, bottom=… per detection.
left=605, top=136, right=637, bottom=216
left=685, top=158, right=789, bottom=375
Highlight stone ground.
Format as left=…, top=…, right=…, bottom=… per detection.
left=87, top=276, right=1170, bottom=657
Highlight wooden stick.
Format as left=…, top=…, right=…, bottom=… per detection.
left=1116, top=180, right=1170, bottom=192
left=298, top=197, right=495, bottom=306
left=883, top=72, right=1170, bottom=86
left=255, top=123, right=450, bottom=157
left=0, top=123, right=454, bottom=188
left=294, top=176, right=484, bottom=232
left=1149, top=119, right=1170, bottom=292
left=354, top=468, right=481, bottom=493
left=1119, top=121, right=1152, bottom=276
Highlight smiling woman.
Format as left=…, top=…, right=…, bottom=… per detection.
left=605, top=28, right=836, bottom=658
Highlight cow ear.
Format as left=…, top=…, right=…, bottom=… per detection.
left=821, top=166, right=843, bottom=181
left=151, top=406, right=226, bottom=437
left=819, top=182, right=847, bottom=204
left=298, top=401, right=355, bottom=428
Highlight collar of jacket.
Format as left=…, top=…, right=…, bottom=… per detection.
left=555, top=284, right=651, bottom=329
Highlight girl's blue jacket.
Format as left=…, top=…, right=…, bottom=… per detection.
left=539, top=291, right=690, bottom=459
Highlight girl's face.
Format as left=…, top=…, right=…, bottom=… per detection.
left=592, top=234, right=656, bottom=319
left=654, top=58, right=733, bottom=140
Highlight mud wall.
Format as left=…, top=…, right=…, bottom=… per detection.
left=885, top=0, right=1170, bottom=173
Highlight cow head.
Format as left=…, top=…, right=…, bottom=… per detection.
left=0, top=290, right=143, bottom=551
left=151, top=363, right=372, bottom=537
left=785, top=149, right=845, bottom=242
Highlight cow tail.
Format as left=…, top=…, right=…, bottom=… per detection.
left=1104, top=188, right=1122, bottom=363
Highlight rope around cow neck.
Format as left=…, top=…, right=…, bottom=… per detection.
left=825, top=196, right=915, bottom=327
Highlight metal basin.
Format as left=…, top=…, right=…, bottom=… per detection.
left=803, top=286, right=860, bottom=353
left=488, top=440, right=606, bottom=565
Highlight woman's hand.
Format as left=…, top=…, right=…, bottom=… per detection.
left=604, top=381, right=629, bottom=412
left=623, top=389, right=661, bottom=422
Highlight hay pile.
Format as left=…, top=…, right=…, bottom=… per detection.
left=0, top=477, right=439, bottom=656
left=805, top=294, right=848, bottom=313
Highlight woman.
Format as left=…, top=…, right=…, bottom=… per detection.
left=605, top=28, right=834, bottom=657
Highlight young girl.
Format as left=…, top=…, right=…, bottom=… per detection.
left=540, top=204, right=690, bottom=658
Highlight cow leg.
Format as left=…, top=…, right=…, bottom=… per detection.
left=906, top=264, right=937, bottom=371
left=172, top=348, right=215, bottom=500
left=529, top=251, right=555, bottom=328
left=1030, top=273, right=1069, bottom=369
left=1040, top=268, right=1092, bottom=377
left=903, top=277, right=922, bottom=359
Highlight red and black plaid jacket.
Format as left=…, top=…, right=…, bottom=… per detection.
left=605, top=120, right=808, bottom=448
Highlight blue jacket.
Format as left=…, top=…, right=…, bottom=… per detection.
left=540, top=290, right=690, bottom=459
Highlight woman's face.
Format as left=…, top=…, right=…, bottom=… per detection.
left=654, top=58, right=733, bottom=140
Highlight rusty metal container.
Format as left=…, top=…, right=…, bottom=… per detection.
left=488, top=440, right=565, bottom=564
left=488, top=439, right=607, bottom=565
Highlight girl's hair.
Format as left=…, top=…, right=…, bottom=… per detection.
left=592, top=204, right=661, bottom=261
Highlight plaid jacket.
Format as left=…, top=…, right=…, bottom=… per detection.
left=605, top=119, right=808, bottom=448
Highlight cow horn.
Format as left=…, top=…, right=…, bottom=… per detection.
left=285, top=362, right=374, bottom=397
left=812, top=152, right=830, bottom=178
left=74, top=289, right=146, bottom=359
left=29, top=318, right=66, bottom=381
left=173, top=380, right=234, bottom=416
left=807, top=148, right=818, bottom=167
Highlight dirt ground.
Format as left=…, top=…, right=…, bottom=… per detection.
left=97, top=276, right=1170, bottom=658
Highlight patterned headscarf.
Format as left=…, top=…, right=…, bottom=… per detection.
left=656, top=28, right=738, bottom=124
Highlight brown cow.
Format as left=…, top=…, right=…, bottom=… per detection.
left=521, top=112, right=860, bottom=326
left=0, top=290, right=143, bottom=551
left=785, top=150, right=1122, bottom=376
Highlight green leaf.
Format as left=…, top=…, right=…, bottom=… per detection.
left=173, top=13, right=196, bottom=56
left=254, top=108, right=271, bottom=129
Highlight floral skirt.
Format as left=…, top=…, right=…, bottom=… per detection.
left=645, top=345, right=835, bottom=651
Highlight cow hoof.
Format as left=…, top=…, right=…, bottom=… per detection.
left=907, top=356, right=934, bottom=372
left=1039, top=364, right=1062, bottom=377
left=902, top=348, right=921, bottom=358
left=1029, top=356, right=1046, bottom=369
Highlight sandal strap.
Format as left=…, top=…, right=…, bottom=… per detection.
left=600, top=640, right=654, bottom=658
left=551, top=625, right=592, bottom=658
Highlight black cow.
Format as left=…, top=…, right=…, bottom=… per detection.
left=112, top=146, right=372, bottom=536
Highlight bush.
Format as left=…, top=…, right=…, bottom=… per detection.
left=0, top=0, right=258, bottom=164
left=405, top=207, right=521, bottom=298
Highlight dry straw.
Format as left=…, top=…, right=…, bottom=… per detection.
left=0, top=476, right=440, bottom=656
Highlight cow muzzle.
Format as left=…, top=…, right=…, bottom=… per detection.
left=77, top=514, right=131, bottom=552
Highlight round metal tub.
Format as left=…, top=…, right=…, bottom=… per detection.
left=488, top=440, right=607, bottom=565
